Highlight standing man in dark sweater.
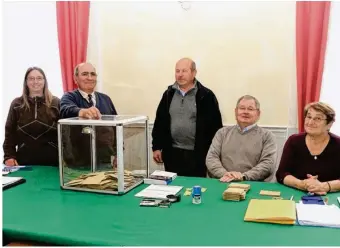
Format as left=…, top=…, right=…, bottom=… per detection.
left=152, top=58, right=223, bottom=177
left=60, top=62, right=118, bottom=168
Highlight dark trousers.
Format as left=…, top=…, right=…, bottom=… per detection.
left=163, top=147, right=206, bottom=177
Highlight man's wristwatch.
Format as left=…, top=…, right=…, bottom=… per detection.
left=242, top=175, right=247, bottom=181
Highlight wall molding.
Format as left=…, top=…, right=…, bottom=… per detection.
left=130, top=122, right=298, bottom=140
left=125, top=123, right=298, bottom=180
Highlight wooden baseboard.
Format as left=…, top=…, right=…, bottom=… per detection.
left=6, top=241, right=48, bottom=246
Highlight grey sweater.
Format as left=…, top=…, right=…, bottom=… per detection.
left=206, top=125, right=277, bottom=181
left=169, top=84, right=197, bottom=150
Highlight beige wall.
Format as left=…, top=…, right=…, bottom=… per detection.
left=87, top=1, right=297, bottom=126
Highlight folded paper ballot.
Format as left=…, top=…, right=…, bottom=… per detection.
left=64, top=170, right=137, bottom=190
left=296, top=203, right=340, bottom=228
left=244, top=199, right=296, bottom=225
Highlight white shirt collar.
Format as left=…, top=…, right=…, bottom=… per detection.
left=78, top=89, right=95, bottom=104
left=78, top=89, right=94, bottom=99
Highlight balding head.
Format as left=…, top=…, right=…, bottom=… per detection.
left=74, top=62, right=96, bottom=77
left=175, top=58, right=197, bottom=89
left=74, top=62, right=97, bottom=94
left=176, top=58, right=196, bottom=72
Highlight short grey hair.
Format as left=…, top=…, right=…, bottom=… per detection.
left=74, top=63, right=85, bottom=77
left=191, top=61, right=196, bottom=71
left=236, top=95, right=260, bottom=110
left=74, top=62, right=96, bottom=77
left=177, top=58, right=196, bottom=71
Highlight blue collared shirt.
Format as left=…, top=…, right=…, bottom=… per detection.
left=174, top=80, right=197, bottom=97
left=237, top=123, right=257, bottom=134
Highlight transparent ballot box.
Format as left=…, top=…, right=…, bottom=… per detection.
left=58, top=115, right=149, bottom=195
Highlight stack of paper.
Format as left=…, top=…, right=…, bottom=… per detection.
left=143, top=170, right=177, bottom=185
left=296, top=203, right=340, bottom=228
left=223, top=188, right=246, bottom=201
left=149, top=170, right=177, bottom=180
left=135, top=184, right=183, bottom=200
left=244, top=199, right=296, bottom=225
left=2, top=165, right=21, bottom=173
left=260, top=190, right=281, bottom=197
left=229, top=183, right=251, bottom=192
left=2, top=176, right=26, bottom=190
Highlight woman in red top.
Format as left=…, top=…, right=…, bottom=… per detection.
left=276, top=102, right=340, bottom=195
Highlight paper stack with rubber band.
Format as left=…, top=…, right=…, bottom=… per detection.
left=259, top=190, right=281, bottom=197
left=222, top=183, right=250, bottom=201
left=229, top=183, right=251, bottom=192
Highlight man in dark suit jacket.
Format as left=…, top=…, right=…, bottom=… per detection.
left=152, top=58, right=223, bottom=177
left=60, top=63, right=118, bottom=168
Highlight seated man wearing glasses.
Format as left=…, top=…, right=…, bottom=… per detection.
left=60, top=62, right=118, bottom=168
left=276, top=102, right=340, bottom=195
left=206, top=95, right=277, bottom=182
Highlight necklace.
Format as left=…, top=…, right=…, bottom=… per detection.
left=307, top=134, right=329, bottom=161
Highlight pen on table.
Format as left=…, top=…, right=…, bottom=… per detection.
left=290, top=195, right=294, bottom=201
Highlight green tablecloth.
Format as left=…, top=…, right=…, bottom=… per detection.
left=3, top=166, right=340, bottom=246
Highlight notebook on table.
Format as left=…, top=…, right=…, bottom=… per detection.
left=2, top=176, right=26, bottom=190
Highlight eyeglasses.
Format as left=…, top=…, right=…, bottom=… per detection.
left=238, top=107, right=258, bottom=112
left=305, top=115, right=327, bottom=123
left=27, top=77, right=44, bottom=82
left=80, top=72, right=97, bottom=77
